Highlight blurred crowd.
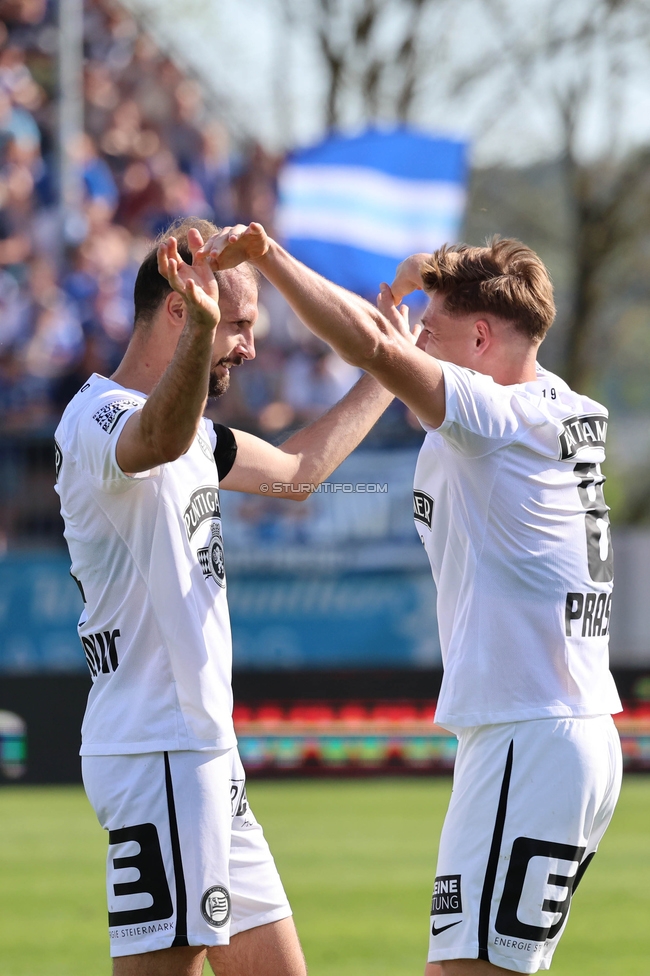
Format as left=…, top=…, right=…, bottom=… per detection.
left=0, top=0, right=416, bottom=443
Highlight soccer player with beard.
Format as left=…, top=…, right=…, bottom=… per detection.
left=54, top=217, right=398, bottom=976
left=202, top=222, right=623, bottom=976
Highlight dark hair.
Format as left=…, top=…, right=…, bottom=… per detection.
left=420, top=237, right=555, bottom=342
left=133, top=216, right=259, bottom=329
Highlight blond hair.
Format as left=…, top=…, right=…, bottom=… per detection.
left=421, top=237, right=555, bottom=342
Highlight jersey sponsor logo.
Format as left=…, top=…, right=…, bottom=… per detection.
left=92, top=398, right=140, bottom=434
left=54, top=438, right=62, bottom=480
left=558, top=414, right=607, bottom=460
left=80, top=629, right=120, bottom=678
left=201, top=885, right=231, bottom=927
left=197, top=524, right=226, bottom=588
left=183, top=485, right=221, bottom=540
left=565, top=592, right=611, bottom=637
left=431, top=874, right=462, bottom=915
left=495, top=837, right=585, bottom=943
left=413, top=490, right=434, bottom=529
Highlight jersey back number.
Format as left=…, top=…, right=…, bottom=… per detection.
left=574, top=463, right=613, bottom=583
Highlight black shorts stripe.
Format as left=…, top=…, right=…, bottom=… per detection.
left=164, top=752, right=189, bottom=947
left=572, top=850, right=596, bottom=893
left=478, top=739, right=514, bottom=961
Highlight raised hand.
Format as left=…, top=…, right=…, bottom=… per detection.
left=376, top=283, right=421, bottom=345
left=157, top=228, right=221, bottom=329
left=389, top=252, right=429, bottom=304
left=197, top=222, right=270, bottom=271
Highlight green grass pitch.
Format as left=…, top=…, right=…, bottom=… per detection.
left=0, top=777, right=648, bottom=975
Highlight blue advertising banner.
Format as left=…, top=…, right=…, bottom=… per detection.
left=226, top=571, right=439, bottom=669
left=0, top=554, right=85, bottom=672
left=0, top=555, right=440, bottom=673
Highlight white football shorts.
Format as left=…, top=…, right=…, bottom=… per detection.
left=82, top=747, right=292, bottom=958
left=428, top=715, right=622, bottom=974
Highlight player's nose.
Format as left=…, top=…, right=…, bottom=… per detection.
left=235, top=328, right=255, bottom=361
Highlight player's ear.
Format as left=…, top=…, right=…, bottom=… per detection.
left=165, top=290, right=187, bottom=328
left=474, top=318, right=491, bottom=352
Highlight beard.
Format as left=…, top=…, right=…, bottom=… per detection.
left=208, top=355, right=244, bottom=398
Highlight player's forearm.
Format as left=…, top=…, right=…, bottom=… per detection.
left=253, top=240, right=388, bottom=367
left=277, top=372, right=393, bottom=493
left=222, top=374, right=392, bottom=499
left=139, top=317, right=215, bottom=462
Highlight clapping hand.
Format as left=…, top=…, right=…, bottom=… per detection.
left=157, top=228, right=221, bottom=329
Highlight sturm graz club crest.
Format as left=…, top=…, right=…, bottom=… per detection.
left=183, top=485, right=226, bottom=587
left=198, top=523, right=226, bottom=588
left=201, top=885, right=231, bottom=927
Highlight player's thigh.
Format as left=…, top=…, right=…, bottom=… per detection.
left=112, top=944, right=206, bottom=975
left=83, top=750, right=234, bottom=958
left=208, top=754, right=300, bottom=976
left=207, top=916, right=306, bottom=976
left=226, top=749, right=293, bottom=938
left=426, top=961, right=513, bottom=976
left=427, top=715, right=621, bottom=973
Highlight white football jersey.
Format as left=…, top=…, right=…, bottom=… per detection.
left=414, top=362, right=622, bottom=729
left=54, top=374, right=237, bottom=755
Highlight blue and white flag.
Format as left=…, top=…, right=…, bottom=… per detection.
left=276, top=128, right=467, bottom=300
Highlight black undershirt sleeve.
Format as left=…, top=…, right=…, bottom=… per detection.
left=213, top=424, right=238, bottom=481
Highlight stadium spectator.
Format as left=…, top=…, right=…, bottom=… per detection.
left=0, top=0, right=419, bottom=445
left=283, top=347, right=363, bottom=423
left=190, top=120, right=235, bottom=225
left=77, top=132, right=119, bottom=210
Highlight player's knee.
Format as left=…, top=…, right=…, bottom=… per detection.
left=425, top=962, right=443, bottom=976
left=208, top=918, right=306, bottom=976
left=113, top=945, right=207, bottom=976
